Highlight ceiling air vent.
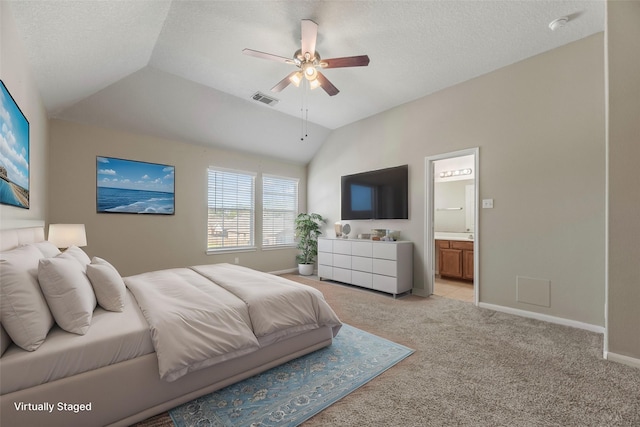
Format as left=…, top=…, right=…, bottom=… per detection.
left=251, top=91, right=279, bottom=107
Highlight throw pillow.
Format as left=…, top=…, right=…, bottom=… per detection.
left=38, top=256, right=97, bottom=335
left=0, top=245, right=54, bottom=351
left=86, top=257, right=126, bottom=312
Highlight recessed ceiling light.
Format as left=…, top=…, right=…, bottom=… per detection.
left=549, top=16, right=569, bottom=31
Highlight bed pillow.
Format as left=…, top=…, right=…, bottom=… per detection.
left=1, top=323, right=12, bottom=357
left=31, top=241, right=61, bottom=258
left=86, top=257, right=126, bottom=312
left=38, top=256, right=97, bottom=335
left=0, top=244, right=55, bottom=351
left=62, top=246, right=91, bottom=271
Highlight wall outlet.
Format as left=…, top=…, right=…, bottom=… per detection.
left=234, top=257, right=239, bottom=264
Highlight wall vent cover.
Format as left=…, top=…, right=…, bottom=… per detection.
left=251, top=92, right=279, bottom=106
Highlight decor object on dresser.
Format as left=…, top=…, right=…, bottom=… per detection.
left=334, top=221, right=342, bottom=238
left=96, top=156, right=175, bottom=215
left=318, top=237, right=413, bottom=297
left=169, top=324, right=413, bottom=427
left=0, top=80, right=29, bottom=209
left=295, top=212, right=325, bottom=276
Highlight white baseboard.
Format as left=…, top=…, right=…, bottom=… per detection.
left=605, top=352, right=640, bottom=369
left=478, top=302, right=605, bottom=334
left=412, top=288, right=429, bottom=297
left=268, top=268, right=299, bottom=275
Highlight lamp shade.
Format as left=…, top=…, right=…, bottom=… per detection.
left=48, top=224, right=87, bottom=248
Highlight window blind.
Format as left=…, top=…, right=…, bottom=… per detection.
left=207, top=168, right=255, bottom=251
left=262, top=175, right=298, bottom=247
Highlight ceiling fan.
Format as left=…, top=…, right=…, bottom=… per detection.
left=243, top=19, right=370, bottom=96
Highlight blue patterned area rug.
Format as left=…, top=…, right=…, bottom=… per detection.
left=169, top=324, right=414, bottom=427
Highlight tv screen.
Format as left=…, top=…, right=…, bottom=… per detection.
left=341, top=165, right=408, bottom=220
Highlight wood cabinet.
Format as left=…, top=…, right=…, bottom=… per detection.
left=318, top=238, right=413, bottom=297
left=436, top=240, right=474, bottom=281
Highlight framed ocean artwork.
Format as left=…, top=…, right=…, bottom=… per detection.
left=0, top=80, right=30, bottom=209
left=96, top=156, right=175, bottom=215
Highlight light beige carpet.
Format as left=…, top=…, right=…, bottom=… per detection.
left=132, top=275, right=640, bottom=427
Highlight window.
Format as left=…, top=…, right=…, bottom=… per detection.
left=207, top=168, right=255, bottom=252
left=262, top=175, right=298, bottom=247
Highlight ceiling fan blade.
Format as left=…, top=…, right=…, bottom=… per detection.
left=271, top=71, right=299, bottom=93
left=316, top=71, right=339, bottom=96
left=300, top=19, right=318, bottom=58
left=242, top=48, right=294, bottom=64
left=320, top=55, right=370, bottom=69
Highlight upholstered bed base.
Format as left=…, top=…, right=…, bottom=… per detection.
left=0, top=226, right=335, bottom=426
left=1, top=326, right=333, bottom=427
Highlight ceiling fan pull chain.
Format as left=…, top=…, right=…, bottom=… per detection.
left=300, top=82, right=305, bottom=141
left=300, top=106, right=305, bottom=141
left=300, top=80, right=310, bottom=141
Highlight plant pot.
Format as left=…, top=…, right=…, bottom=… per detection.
left=298, top=263, right=314, bottom=276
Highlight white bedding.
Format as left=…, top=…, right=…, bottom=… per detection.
left=192, top=263, right=343, bottom=344
left=125, top=267, right=260, bottom=382
left=125, top=264, right=342, bottom=382
left=0, top=291, right=153, bottom=394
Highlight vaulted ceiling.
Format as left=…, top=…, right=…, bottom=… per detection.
left=8, top=1, right=604, bottom=164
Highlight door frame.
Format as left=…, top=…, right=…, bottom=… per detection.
left=424, top=147, right=479, bottom=304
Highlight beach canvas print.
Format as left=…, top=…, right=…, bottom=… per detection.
left=0, top=80, right=30, bottom=209
left=97, top=156, right=175, bottom=214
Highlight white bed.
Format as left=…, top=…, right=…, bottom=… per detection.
left=0, top=226, right=341, bottom=427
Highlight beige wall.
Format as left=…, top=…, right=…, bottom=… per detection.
left=0, top=2, right=49, bottom=226
left=48, top=120, right=307, bottom=276
left=308, top=34, right=606, bottom=327
left=606, top=0, right=640, bottom=361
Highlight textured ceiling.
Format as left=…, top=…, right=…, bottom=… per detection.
left=8, top=1, right=605, bottom=164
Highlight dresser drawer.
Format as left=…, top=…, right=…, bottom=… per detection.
left=351, top=241, right=372, bottom=257
left=318, top=265, right=333, bottom=280
left=318, top=238, right=333, bottom=252
left=372, top=243, right=397, bottom=260
left=351, top=271, right=372, bottom=288
left=373, top=274, right=398, bottom=294
left=333, top=254, right=351, bottom=269
left=372, top=259, right=397, bottom=277
left=318, top=252, right=332, bottom=266
left=351, top=256, right=372, bottom=272
left=333, top=267, right=351, bottom=284
left=333, top=240, right=351, bottom=255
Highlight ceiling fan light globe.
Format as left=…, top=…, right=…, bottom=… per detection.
left=289, top=71, right=303, bottom=87
left=309, top=78, right=321, bottom=90
left=302, top=63, right=318, bottom=80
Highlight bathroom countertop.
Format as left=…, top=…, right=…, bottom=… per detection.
left=434, top=232, right=474, bottom=241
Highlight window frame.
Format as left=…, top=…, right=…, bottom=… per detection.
left=206, top=167, right=256, bottom=254
left=261, top=173, right=299, bottom=249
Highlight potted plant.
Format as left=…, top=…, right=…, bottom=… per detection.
left=295, top=212, right=325, bottom=276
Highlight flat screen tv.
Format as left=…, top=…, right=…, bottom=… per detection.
left=341, top=165, right=408, bottom=220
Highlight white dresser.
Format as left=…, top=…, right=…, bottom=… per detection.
left=318, top=238, right=413, bottom=297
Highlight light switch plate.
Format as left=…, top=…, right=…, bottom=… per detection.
left=482, top=199, right=494, bottom=209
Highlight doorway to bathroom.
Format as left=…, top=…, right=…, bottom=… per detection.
left=424, top=148, right=479, bottom=304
